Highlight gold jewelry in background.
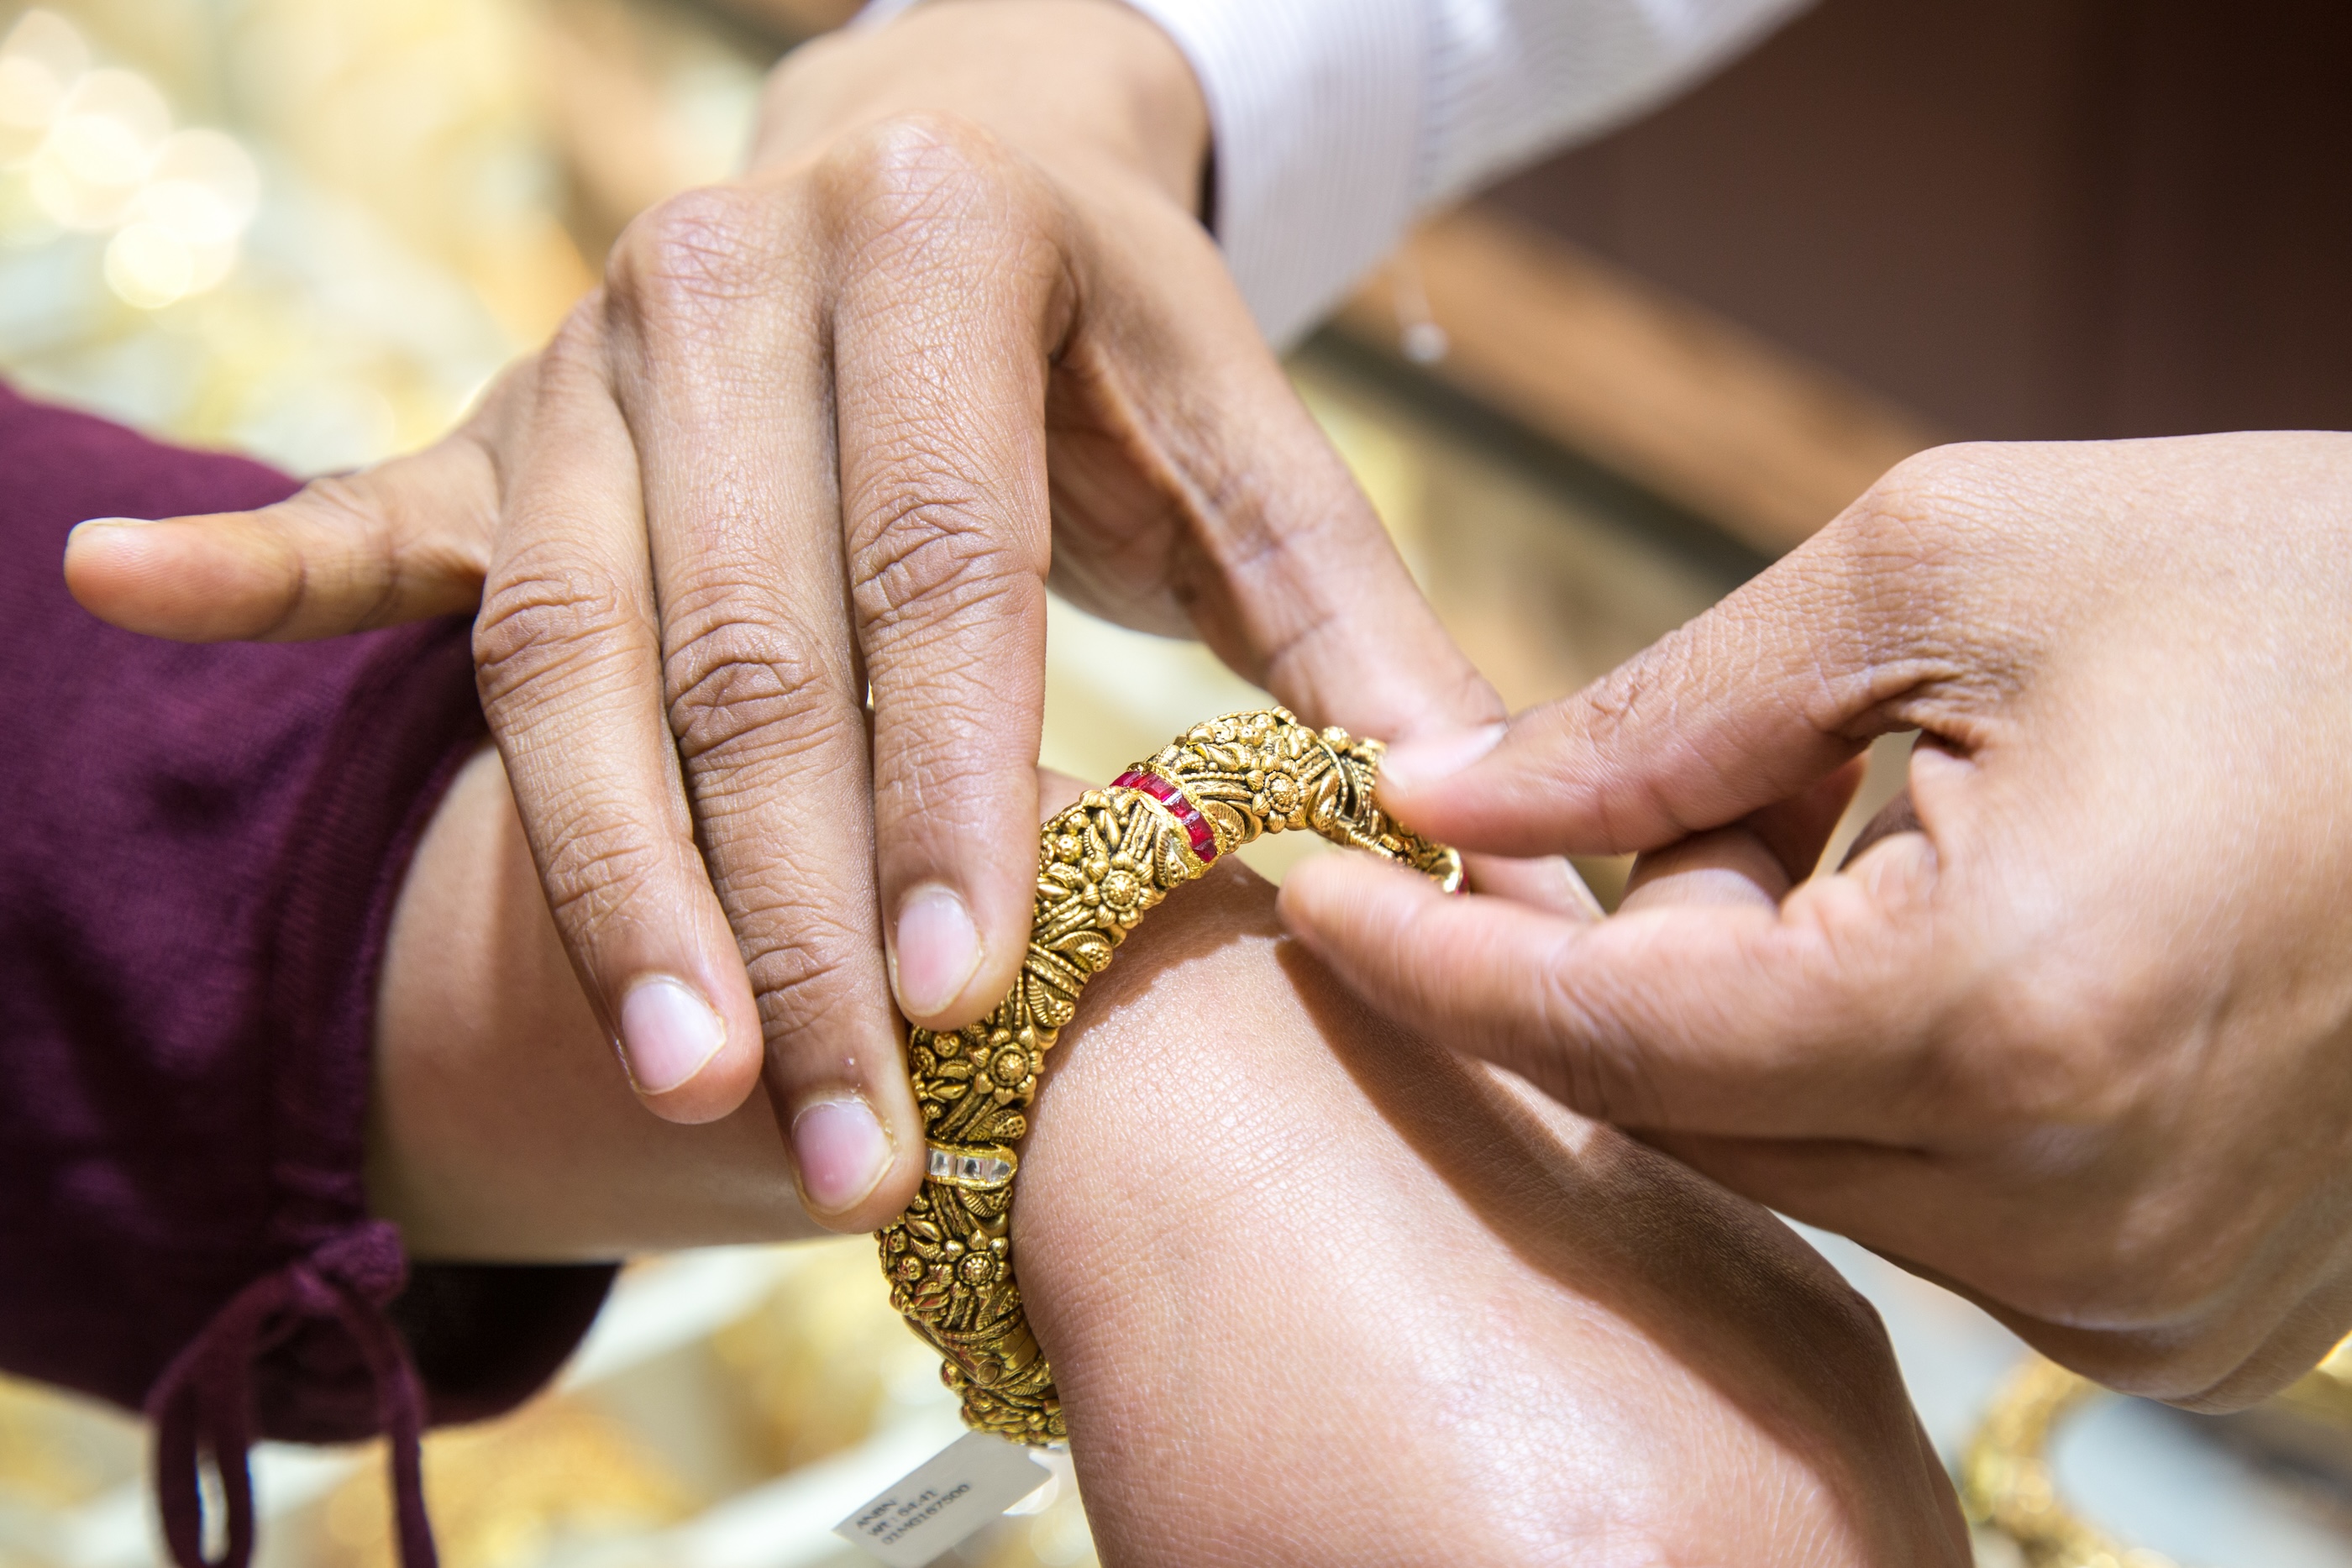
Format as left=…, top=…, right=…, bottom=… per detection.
left=1963, top=1339, right=2352, bottom=1567
left=879, top=709, right=1464, bottom=1443
left=1961, top=1356, right=2176, bottom=1568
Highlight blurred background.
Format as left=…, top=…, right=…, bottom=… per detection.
left=0, top=1, right=2349, bottom=1565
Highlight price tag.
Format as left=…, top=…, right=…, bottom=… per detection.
left=833, top=1431, right=1052, bottom=1567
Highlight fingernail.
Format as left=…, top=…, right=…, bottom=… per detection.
left=72, top=517, right=157, bottom=532
left=1378, top=722, right=1507, bottom=792
left=890, top=884, right=982, bottom=1019
left=792, top=1097, right=893, bottom=1215
left=617, top=976, right=727, bottom=1095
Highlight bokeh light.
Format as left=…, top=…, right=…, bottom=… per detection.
left=0, top=11, right=256, bottom=312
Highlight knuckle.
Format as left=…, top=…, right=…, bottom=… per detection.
left=821, top=112, right=1010, bottom=223
left=473, top=558, right=641, bottom=711
left=816, top=113, right=1052, bottom=275
left=739, top=904, right=873, bottom=1043
left=1854, top=442, right=1977, bottom=524
left=1832, top=446, right=1987, bottom=572
left=1569, top=655, right=1648, bottom=747
left=607, top=185, right=778, bottom=330
left=534, top=820, right=672, bottom=943
left=291, top=471, right=382, bottom=532
left=1769, top=442, right=2037, bottom=720
left=1835, top=442, right=2026, bottom=592
left=283, top=475, right=405, bottom=629
left=663, top=612, right=850, bottom=771
left=1562, top=638, right=1717, bottom=847
left=849, top=477, right=1036, bottom=632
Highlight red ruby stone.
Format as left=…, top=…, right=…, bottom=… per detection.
left=1112, top=769, right=1219, bottom=863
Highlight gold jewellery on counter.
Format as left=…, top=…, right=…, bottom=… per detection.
left=874, top=708, right=1464, bottom=1444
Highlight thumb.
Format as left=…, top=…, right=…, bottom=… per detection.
left=1374, top=524, right=1911, bottom=857
left=65, top=426, right=500, bottom=643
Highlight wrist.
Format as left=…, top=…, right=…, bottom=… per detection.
left=1010, top=853, right=1966, bottom=1564
left=368, top=747, right=811, bottom=1260
left=750, top=0, right=1209, bottom=212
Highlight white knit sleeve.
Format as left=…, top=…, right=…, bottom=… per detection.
left=855, top=0, right=1809, bottom=345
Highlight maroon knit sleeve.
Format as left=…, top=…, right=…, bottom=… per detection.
left=0, top=387, right=615, bottom=1560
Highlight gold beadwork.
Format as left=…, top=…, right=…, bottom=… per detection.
left=875, top=708, right=1463, bottom=1443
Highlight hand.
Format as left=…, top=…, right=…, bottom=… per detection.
left=374, top=758, right=1968, bottom=1563
left=64, top=1, right=1508, bottom=1230
left=1282, top=432, right=2352, bottom=1410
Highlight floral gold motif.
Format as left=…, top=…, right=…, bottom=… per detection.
left=877, top=709, right=1462, bottom=1444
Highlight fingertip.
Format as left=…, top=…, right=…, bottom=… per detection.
left=1372, top=707, right=1614, bottom=858
left=630, top=1060, right=763, bottom=1125
left=787, top=1093, right=921, bottom=1230
left=618, top=974, right=764, bottom=1124
left=1373, top=721, right=1505, bottom=807
left=888, top=883, right=990, bottom=1029
left=1620, top=828, right=1788, bottom=912
left=1272, top=843, right=1347, bottom=930
left=64, top=511, right=291, bottom=641
left=68, top=514, right=159, bottom=547
left=1460, top=851, right=1604, bottom=920
left=1276, top=849, right=1432, bottom=959
left=63, top=517, right=165, bottom=616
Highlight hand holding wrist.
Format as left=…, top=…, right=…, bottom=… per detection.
left=1293, top=429, right=2352, bottom=1408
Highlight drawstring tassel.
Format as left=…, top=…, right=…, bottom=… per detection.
left=146, top=1223, right=438, bottom=1568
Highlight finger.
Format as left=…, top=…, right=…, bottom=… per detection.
left=1617, top=757, right=1871, bottom=910
left=1278, top=847, right=1938, bottom=1138
left=1744, top=755, right=1871, bottom=883
left=1460, top=851, right=1604, bottom=920
left=601, top=181, right=922, bottom=1230
left=64, top=388, right=515, bottom=642
left=1618, top=828, right=1787, bottom=912
left=1371, top=488, right=1953, bottom=858
left=471, top=313, right=767, bottom=1135
left=1841, top=786, right=1923, bottom=868
left=826, top=124, right=1059, bottom=1033
left=1066, top=189, right=1506, bottom=752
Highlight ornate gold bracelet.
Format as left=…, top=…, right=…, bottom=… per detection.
left=875, top=708, right=1463, bottom=1444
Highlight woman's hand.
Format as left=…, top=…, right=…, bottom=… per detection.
left=373, top=756, right=1968, bottom=1564
left=1283, top=431, right=2352, bottom=1410
left=66, top=1, right=1504, bottom=1231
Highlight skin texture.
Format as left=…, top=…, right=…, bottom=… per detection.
left=372, top=754, right=1971, bottom=1565
left=66, top=0, right=1518, bottom=1235
left=1283, top=433, right=2352, bottom=1412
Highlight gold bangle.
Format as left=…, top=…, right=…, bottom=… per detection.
left=875, top=708, right=1463, bottom=1444
left=1960, top=1356, right=2176, bottom=1568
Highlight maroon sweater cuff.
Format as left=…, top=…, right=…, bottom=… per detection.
left=0, top=387, right=614, bottom=1464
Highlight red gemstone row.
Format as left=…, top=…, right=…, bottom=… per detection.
left=1111, top=769, right=1219, bottom=863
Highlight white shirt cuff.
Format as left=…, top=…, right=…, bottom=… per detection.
left=1120, top=0, right=1429, bottom=348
